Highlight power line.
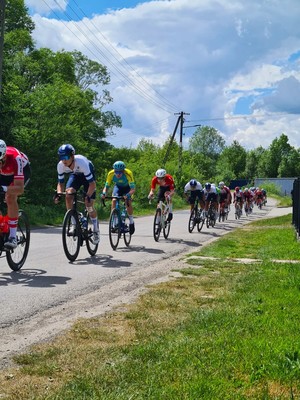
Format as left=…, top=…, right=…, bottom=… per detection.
left=40, top=0, right=179, bottom=114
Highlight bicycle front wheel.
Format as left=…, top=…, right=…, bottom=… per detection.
left=86, top=214, right=98, bottom=256
left=153, top=209, right=162, bottom=242
left=109, top=209, right=120, bottom=250
left=163, top=218, right=171, bottom=239
left=197, top=212, right=205, bottom=232
left=62, top=210, right=81, bottom=262
left=123, top=214, right=131, bottom=247
left=6, top=210, right=30, bottom=271
left=188, top=209, right=196, bottom=233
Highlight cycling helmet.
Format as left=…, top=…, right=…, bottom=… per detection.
left=205, top=182, right=211, bottom=190
left=156, top=168, right=166, bottom=178
left=0, top=140, right=7, bottom=160
left=244, top=187, right=249, bottom=192
left=113, top=160, right=126, bottom=171
left=58, top=144, right=75, bottom=160
left=219, top=181, right=225, bottom=187
left=189, top=179, right=197, bottom=187
left=235, top=186, right=240, bottom=191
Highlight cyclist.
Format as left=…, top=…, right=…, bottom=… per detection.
left=0, top=140, right=31, bottom=249
left=261, top=188, right=267, bottom=205
left=233, top=186, right=244, bottom=214
left=243, top=188, right=253, bottom=214
left=101, top=161, right=136, bottom=235
left=184, top=179, right=204, bottom=213
left=254, top=187, right=264, bottom=208
left=148, top=168, right=175, bottom=222
left=203, top=182, right=218, bottom=217
left=218, top=181, right=231, bottom=217
left=54, top=144, right=100, bottom=244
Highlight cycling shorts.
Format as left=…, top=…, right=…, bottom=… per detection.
left=112, top=184, right=131, bottom=197
left=66, top=172, right=96, bottom=200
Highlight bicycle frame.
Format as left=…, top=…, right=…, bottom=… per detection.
left=188, top=198, right=204, bottom=233
left=104, top=196, right=132, bottom=250
left=151, top=197, right=171, bottom=241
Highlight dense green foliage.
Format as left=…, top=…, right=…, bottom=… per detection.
left=0, top=1, right=299, bottom=223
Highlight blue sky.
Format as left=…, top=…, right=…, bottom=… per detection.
left=25, top=0, right=300, bottom=149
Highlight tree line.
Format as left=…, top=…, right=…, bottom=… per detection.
left=0, top=1, right=299, bottom=213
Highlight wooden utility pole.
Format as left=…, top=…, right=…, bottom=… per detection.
left=0, top=0, right=5, bottom=95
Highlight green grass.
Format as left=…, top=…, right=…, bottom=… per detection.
left=1, top=213, right=300, bottom=399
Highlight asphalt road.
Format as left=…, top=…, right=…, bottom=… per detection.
left=0, top=200, right=292, bottom=366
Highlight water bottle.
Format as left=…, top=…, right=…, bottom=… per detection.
left=80, top=214, right=88, bottom=229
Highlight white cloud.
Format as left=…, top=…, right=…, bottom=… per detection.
left=26, top=0, right=300, bottom=149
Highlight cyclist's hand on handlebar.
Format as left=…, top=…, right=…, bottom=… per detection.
left=53, top=191, right=62, bottom=204
left=101, top=192, right=106, bottom=199
left=148, top=193, right=154, bottom=200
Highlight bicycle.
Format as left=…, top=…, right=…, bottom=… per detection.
left=0, top=194, right=30, bottom=271
left=218, top=201, right=228, bottom=222
left=61, top=192, right=98, bottom=261
left=104, top=196, right=132, bottom=251
left=150, top=197, right=171, bottom=242
left=188, top=198, right=204, bottom=233
left=206, top=202, right=217, bottom=228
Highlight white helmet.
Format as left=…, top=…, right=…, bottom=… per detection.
left=155, top=168, right=166, bottom=178
left=0, top=140, right=7, bottom=160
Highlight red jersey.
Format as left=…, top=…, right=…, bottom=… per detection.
left=0, top=147, right=29, bottom=182
left=151, top=174, right=175, bottom=190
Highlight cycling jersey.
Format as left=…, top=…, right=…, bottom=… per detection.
left=184, top=181, right=203, bottom=192
left=105, top=168, right=135, bottom=189
left=0, top=147, right=29, bottom=182
left=151, top=174, right=175, bottom=191
left=57, top=155, right=95, bottom=183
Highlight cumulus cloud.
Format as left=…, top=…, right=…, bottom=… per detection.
left=25, top=0, right=300, bottom=149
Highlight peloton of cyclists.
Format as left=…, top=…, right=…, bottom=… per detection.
left=148, top=168, right=175, bottom=222
left=184, top=179, right=205, bottom=213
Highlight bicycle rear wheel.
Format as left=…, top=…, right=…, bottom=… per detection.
left=109, top=209, right=120, bottom=250
left=62, top=210, right=81, bottom=262
left=188, top=209, right=196, bottom=233
left=6, top=210, right=30, bottom=271
left=85, top=214, right=98, bottom=256
left=153, top=209, right=162, bottom=242
left=123, top=215, right=131, bottom=247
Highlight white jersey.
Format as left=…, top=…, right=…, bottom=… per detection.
left=203, top=184, right=217, bottom=195
left=184, top=181, right=203, bottom=193
left=57, top=155, right=95, bottom=183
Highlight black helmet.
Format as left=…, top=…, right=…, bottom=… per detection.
left=205, top=182, right=211, bottom=190
left=189, top=179, right=197, bottom=187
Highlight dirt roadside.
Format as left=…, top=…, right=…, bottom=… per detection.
left=0, top=202, right=292, bottom=370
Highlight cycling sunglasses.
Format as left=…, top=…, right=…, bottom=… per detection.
left=59, top=155, right=71, bottom=160
left=114, top=170, right=123, bottom=174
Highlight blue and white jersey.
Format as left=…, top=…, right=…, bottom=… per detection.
left=184, top=181, right=203, bottom=193
left=57, top=155, right=95, bottom=183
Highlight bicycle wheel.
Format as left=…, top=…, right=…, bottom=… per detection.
left=85, top=214, right=98, bottom=256
left=6, top=210, right=30, bottom=271
left=206, top=213, right=210, bottom=228
left=188, top=209, right=196, bottom=233
left=163, top=217, right=171, bottom=239
left=123, top=214, right=131, bottom=247
left=197, top=211, right=205, bottom=232
left=153, top=209, right=162, bottom=242
left=62, top=210, right=81, bottom=262
left=109, top=209, right=120, bottom=250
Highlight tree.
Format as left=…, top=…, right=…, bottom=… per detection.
left=189, top=126, right=225, bottom=159
left=263, top=134, right=293, bottom=177
left=216, top=140, right=247, bottom=180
